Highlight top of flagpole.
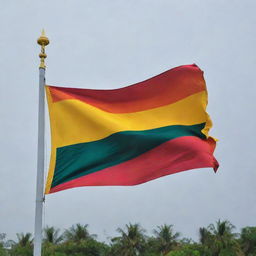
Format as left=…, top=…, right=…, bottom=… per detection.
left=37, top=29, right=49, bottom=69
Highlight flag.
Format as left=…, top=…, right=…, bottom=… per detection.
left=45, top=64, right=218, bottom=194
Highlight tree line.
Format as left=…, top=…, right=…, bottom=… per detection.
left=0, top=220, right=256, bottom=256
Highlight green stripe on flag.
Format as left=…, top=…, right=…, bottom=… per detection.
left=51, top=123, right=206, bottom=188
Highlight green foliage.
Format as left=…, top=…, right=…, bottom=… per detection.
left=0, top=244, right=8, bottom=256
left=3, top=221, right=256, bottom=256
left=63, top=223, right=95, bottom=243
left=43, top=226, right=63, bottom=245
left=16, top=233, right=33, bottom=247
left=9, top=246, right=33, bottom=256
left=9, top=233, right=33, bottom=256
left=42, top=239, right=109, bottom=256
left=41, top=223, right=108, bottom=256
left=110, top=223, right=146, bottom=256
left=198, top=220, right=244, bottom=256
left=240, top=226, right=256, bottom=255
left=0, top=234, right=8, bottom=256
left=153, top=224, right=180, bottom=255
left=167, top=243, right=211, bottom=256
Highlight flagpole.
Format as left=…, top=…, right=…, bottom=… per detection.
left=34, top=30, right=49, bottom=256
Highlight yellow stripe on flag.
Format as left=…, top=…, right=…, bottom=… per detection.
left=47, top=90, right=211, bottom=148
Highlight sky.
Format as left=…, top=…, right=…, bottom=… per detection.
left=0, top=0, right=256, bottom=243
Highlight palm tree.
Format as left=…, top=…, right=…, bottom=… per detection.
left=64, top=223, right=95, bottom=243
left=43, top=226, right=63, bottom=244
left=240, top=226, right=256, bottom=255
left=111, top=223, right=146, bottom=256
left=209, top=220, right=235, bottom=237
left=8, top=233, right=33, bottom=256
left=207, top=220, right=242, bottom=256
left=199, top=227, right=212, bottom=245
left=198, top=227, right=214, bottom=256
left=153, top=224, right=180, bottom=255
left=16, top=233, right=33, bottom=247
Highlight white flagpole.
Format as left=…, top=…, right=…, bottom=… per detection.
left=34, top=30, right=49, bottom=256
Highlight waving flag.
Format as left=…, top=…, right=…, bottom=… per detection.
left=45, top=64, right=218, bottom=194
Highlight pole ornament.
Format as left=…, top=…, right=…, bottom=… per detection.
left=37, top=30, right=49, bottom=69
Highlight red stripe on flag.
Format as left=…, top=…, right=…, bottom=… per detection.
left=49, top=136, right=218, bottom=193
left=48, top=64, right=205, bottom=113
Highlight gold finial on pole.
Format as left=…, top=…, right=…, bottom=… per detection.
left=37, top=29, right=50, bottom=69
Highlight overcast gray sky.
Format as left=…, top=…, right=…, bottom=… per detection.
left=0, top=0, right=255, bottom=242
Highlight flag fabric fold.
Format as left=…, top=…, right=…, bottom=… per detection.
left=45, top=64, right=218, bottom=194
